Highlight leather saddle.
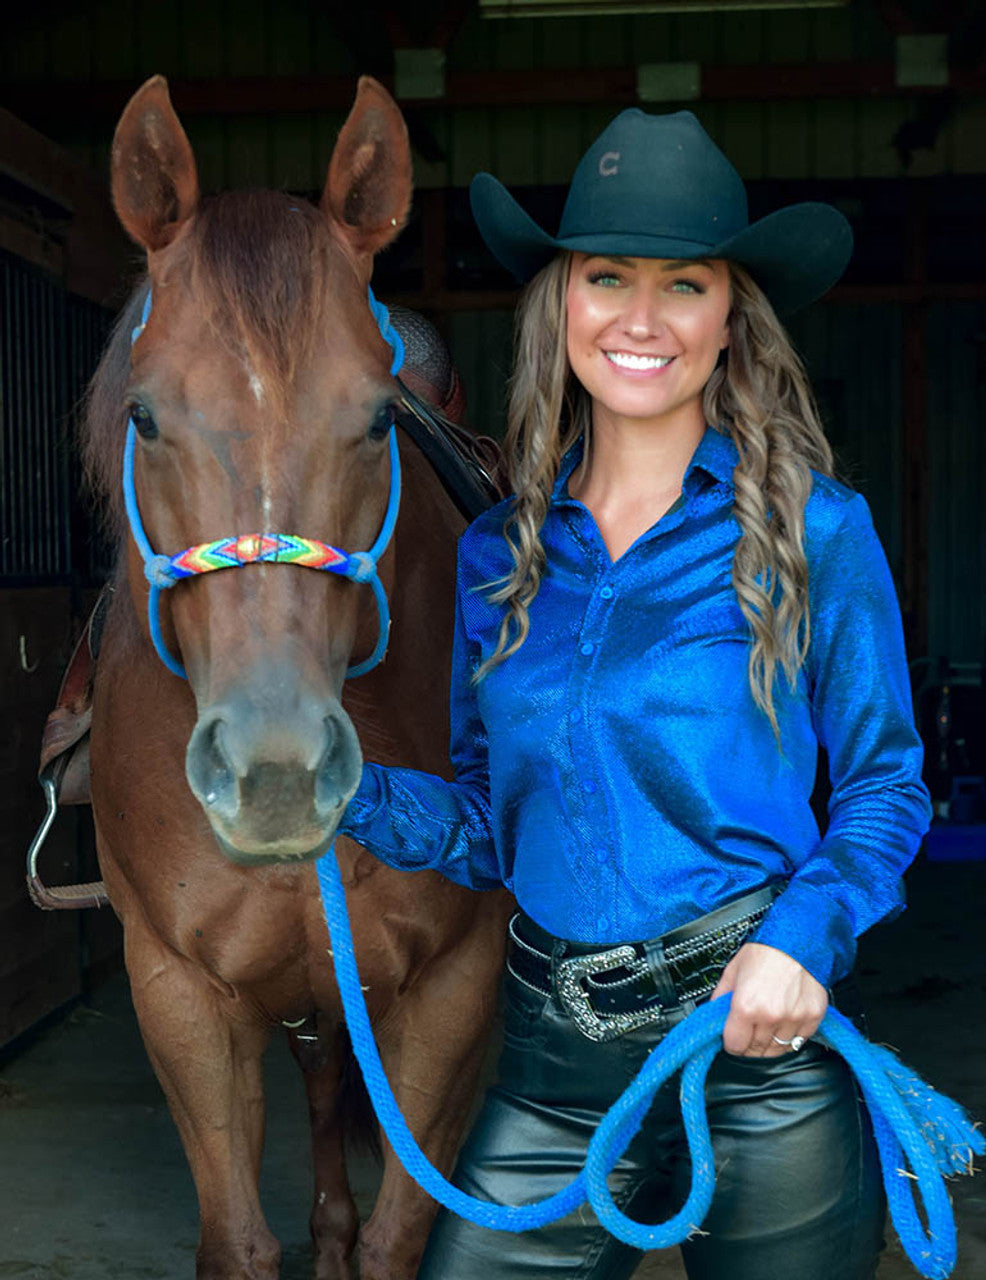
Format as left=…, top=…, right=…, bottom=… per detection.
left=29, top=308, right=505, bottom=909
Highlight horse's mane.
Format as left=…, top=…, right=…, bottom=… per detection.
left=82, top=191, right=340, bottom=542
left=82, top=284, right=150, bottom=542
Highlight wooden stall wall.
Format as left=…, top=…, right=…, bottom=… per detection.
left=0, top=587, right=83, bottom=1046
left=0, top=109, right=129, bottom=1050
left=0, top=256, right=116, bottom=1048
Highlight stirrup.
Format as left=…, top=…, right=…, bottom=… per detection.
left=26, top=769, right=109, bottom=911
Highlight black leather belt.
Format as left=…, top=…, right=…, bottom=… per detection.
left=507, top=884, right=782, bottom=1042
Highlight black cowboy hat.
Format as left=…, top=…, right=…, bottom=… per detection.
left=469, top=109, right=852, bottom=315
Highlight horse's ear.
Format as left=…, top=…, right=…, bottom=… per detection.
left=322, top=77, right=412, bottom=269
left=111, top=75, right=199, bottom=253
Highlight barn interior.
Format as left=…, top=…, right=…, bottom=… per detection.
left=1, top=1, right=984, bottom=1277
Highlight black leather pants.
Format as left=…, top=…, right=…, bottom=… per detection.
left=418, top=967, right=886, bottom=1280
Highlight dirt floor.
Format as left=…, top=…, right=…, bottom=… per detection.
left=1, top=853, right=984, bottom=1280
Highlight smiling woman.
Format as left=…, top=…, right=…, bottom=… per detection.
left=565, top=255, right=731, bottom=428
left=563, top=254, right=732, bottom=558
left=336, top=107, right=933, bottom=1280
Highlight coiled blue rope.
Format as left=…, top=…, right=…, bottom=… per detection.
left=316, top=846, right=983, bottom=1277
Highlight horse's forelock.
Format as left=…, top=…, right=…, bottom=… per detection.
left=189, top=191, right=338, bottom=416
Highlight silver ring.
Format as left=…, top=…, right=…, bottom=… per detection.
left=771, top=1034, right=806, bottom=1051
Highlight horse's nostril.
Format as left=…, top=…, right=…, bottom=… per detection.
left=187, top=716, right=238, bottom=817
left=186, top=697, right=360, bottom=852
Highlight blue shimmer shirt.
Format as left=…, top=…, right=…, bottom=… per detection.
left=339, top=424, right=932, bottom=988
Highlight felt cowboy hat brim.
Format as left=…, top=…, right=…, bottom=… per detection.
left=469, top=109, right=853, bottom=315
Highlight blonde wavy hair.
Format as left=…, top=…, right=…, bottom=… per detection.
left=477, top=253, right=835, bottom=741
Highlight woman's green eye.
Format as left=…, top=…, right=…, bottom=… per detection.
left=583, top=271, right=622, bottom=289
left=671, top=279, right=702, bottom=294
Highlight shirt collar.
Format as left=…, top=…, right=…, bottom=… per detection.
left=689, top=423, right=739, bottom=489
left=551, top=424, right=737, bottom=506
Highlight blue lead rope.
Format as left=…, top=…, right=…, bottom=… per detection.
left=316, top=847, right=983, bottom=1278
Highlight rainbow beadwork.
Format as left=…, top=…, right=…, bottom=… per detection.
left=168, top=534, right=348, bottom=579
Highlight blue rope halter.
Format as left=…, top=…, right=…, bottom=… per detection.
left=122, top=285, right=404, bottom=680
left=315, top=849, right=984, bottom=1277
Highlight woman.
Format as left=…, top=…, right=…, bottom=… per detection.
left=340, top=109, right=932, bottom=1279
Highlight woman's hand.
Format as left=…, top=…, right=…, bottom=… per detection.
left=710, top=941, right=828, bottom=1057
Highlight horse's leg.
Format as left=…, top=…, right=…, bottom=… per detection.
left=287, top=1028, right=360, bottom=1280
left=125, top=922, right=280, bottom=1280
left=357, top=934, right=503, bottom=1280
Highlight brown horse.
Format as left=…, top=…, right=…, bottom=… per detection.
left=83, top=75, right=509, bottom=1279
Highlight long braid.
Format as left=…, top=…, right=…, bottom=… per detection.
left=705, top=265, right=833, bottom=739
left=477, top=256, right=588, bottom=675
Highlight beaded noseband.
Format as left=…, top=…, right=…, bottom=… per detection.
left=122, top=287, right=405, bottom=680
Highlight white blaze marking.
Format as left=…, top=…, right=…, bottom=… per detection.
left=244, top=363, right=272, bottom=549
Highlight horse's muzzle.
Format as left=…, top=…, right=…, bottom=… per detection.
left=185, top=683, right=362, bottom=862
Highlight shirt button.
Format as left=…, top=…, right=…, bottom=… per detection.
left=583, top=778, right=596, bottom=794
left=599, top=585, right=614, bottom=600
left=580, top=641, right=594, bottom=656
left=596, top=914, right=609, bottom=934
left=596, top=847, right=608, bottom=865
left=570, top=707, right=582, bottom=723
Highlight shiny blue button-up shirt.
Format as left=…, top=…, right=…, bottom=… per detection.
left=339, top=424, right=932, bottom=988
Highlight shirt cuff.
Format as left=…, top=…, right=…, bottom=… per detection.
left=751, top=880, right=857, bottom=989
left=337, top=764, right=385, bottom=839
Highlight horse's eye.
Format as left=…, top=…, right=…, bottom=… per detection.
left=368, top=403, right=396, bottom=443
left=129, top=403, right=159, bottom=440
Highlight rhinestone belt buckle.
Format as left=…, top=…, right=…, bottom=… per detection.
left=555, top=946, right=666, bottom=1043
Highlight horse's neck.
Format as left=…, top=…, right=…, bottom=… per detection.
left=107, top=555, right=148, bottom=658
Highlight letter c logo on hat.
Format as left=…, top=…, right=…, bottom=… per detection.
left=599, top=151, right=620, bottom=177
